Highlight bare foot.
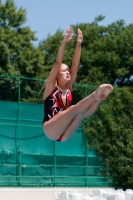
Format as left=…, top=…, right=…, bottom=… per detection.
left=94, top=84, right=113, bottom=101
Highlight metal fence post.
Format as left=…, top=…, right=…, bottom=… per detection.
left=18, top=77, right=21, bottom=186
left=53, top=141, right=56, bottom=186
left=84, top=85, right=88, bottom=186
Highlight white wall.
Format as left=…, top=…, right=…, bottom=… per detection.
left=0, top=187, right=92, bottom=200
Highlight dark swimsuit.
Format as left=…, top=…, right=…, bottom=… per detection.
left=43, top=86, right=72, bottom=141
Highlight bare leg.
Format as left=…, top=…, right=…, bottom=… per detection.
left=61, top=100, right=100, bottom=142
left=43, top=93, right=95, bottom=140
left=43, top=84, right=113, bottom=140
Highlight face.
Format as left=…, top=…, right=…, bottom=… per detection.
left=57, top=64, right=71, bottom=83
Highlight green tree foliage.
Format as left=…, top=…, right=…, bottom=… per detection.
left=0, top=41, right=10, bottom=71
left=0, top=0, right=45, bottom=77
left=83, top=87, right=133, bottom=188
left=39, top=30, right=64, bottom=80
left=74, top=19, right=133, bottom=87
left=0, top=0, right=44, bottom=101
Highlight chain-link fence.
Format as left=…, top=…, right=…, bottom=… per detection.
left=0, top=75, right=113, bottom=187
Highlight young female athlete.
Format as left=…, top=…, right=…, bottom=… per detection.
left=42, top=26, right=113, bottom=142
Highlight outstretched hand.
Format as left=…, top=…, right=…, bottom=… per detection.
left=77, top=28, right=83, bottom=44
left=63, top=26, right=73, bottom=43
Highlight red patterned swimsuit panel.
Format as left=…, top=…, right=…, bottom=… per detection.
left=43, top=87, right=72, bottom=123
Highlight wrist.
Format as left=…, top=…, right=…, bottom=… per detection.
left=62, top=39, right=67, bottom=44
left=76, top=41, right=81, bottom=45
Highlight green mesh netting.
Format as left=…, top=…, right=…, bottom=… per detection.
left=0, top=75, right=113, bottom=187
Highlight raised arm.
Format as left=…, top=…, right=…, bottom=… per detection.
left=43, top=26, right=73, bottom=99
left=69, top=28, right=83, bottom=87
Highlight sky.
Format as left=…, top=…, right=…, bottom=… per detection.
left=3, top=0, right=133, bottom=43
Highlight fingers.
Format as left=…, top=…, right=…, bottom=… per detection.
left=66, top=26, right=72, bottom=34
left=64, top=26, right=73, bottom=42
left=68, top=26, right=72, bottom=32
left=64, top=26, right=83, bottom=43
left=77, top=28, right=83, bottom=44
left=78, top=28, right=82, bottom=35
left=66, top=26, right=82, bottom=36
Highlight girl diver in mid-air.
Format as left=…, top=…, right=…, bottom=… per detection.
left=42, top=26, right=113, bottom=142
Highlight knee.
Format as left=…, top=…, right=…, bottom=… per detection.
left=66, top=105, right=75, bottom=112
left=77, top=114, right=84, bottom=121
left=67, top=105, right=78, bottom=116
